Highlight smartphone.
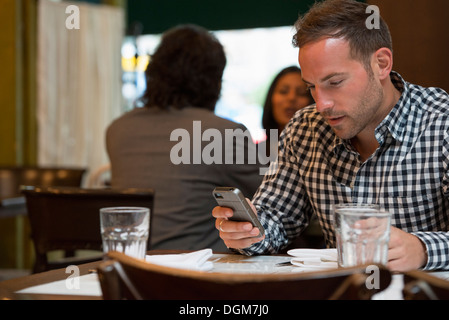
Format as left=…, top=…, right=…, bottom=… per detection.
left=212, top=187, right=264, bottom=237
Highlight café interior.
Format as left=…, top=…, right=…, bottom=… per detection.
left=1, top=0, right=449, bottom=302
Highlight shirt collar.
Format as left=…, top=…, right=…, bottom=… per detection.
left=375, top=71, right=409, bottom=143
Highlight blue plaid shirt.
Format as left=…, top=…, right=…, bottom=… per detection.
left=247, top=72, right=449, bottom=271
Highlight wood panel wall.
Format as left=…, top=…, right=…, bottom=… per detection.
left=369, top=0, right=449, bottom=92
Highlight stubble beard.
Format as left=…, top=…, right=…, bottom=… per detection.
left=333, top=76, right=384, bottom=141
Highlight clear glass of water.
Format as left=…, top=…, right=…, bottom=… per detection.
left=100, top=207, right=150, bottom=260
left=333, top=203, right=390, bottom=267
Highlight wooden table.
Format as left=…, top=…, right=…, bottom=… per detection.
left=2, top=250, right=449, bottom=301
left=0, top=251, right=295, bottom=300
left=0, top=260, right=103, bottom=300
left=0, top=250, right=205, bottom=300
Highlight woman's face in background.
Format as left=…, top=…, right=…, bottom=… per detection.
left=271, top=72, right=312, bottom=129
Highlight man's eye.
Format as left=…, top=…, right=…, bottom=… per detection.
left=330, top=80, right=343, bottom=86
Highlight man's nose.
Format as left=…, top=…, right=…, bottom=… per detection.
left=313, top=87, right=334, bottom=113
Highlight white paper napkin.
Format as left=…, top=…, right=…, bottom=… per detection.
left=16, top=273, right=102, bottom=296
left=145, top=249, right=213, bottom=271
left=287, top=249, right=338, bottom=271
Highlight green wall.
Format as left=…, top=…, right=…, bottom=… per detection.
left=127, top=0, right=317, bottom=34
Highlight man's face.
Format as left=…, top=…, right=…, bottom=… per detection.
left=299, top=37, right=384, bottom=141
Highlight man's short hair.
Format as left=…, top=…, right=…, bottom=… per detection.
left=293, top=0, right=393, bottom=70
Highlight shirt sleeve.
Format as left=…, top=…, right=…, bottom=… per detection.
left=413, top=232, right=449, bottom=270
left=418, top=129, right=449, bottom=270
left=414, top=128, right=449, bottom=270
left=237, top=124, right=313, bottom=255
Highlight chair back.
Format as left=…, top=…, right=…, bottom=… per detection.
left=98, top=251, right=392, bottom=300
left=403, top=270, right=449, bottom=300
left=0, top=166, right=86, bottom=198
left=22, top=186, right=155, bottom=273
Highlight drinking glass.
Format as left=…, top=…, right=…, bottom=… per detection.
left=100, top=207, right=150, bottom=259
left=333, top=203, right=390, bottom=267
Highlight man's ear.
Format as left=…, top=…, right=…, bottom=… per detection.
left=372, top=47, right=393, bottom=80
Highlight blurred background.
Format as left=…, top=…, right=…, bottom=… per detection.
left=1, top=0, right=448, bottom=273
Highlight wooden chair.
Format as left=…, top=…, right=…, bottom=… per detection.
left=22, top=186, right=155, bottom=273
left=403, top=270, right=449, bottom=300
left=98, top=251, right=392, bottom=300
left=0, top=166, right=87, bottom=199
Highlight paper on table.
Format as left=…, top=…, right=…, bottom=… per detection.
left=15, top=250, right=212, bottom=297
left=287, top=249, right=338, bottom=271
left=16, top=273, right=102, bottom=296
left=145, top=248, right=213, bottom=271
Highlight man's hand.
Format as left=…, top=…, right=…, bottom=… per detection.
left=212, top=199, right=265, bottom=250
left=387, top=226, right=428, bottom=272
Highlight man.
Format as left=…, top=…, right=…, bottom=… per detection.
left=212, top=0, right=449, bottom=272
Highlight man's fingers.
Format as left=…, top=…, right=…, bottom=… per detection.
left=216, top=218, right=254, bottom=233
left=224, top=236, right=265, bottom=249
left=213, top=203, right=264, bottom=250
left=212, top=206, right=233, bottom=219
left=222, top=228, right=261, bottom=239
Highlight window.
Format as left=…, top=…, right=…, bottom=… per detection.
left=122, top=26, right=299, bottom=143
